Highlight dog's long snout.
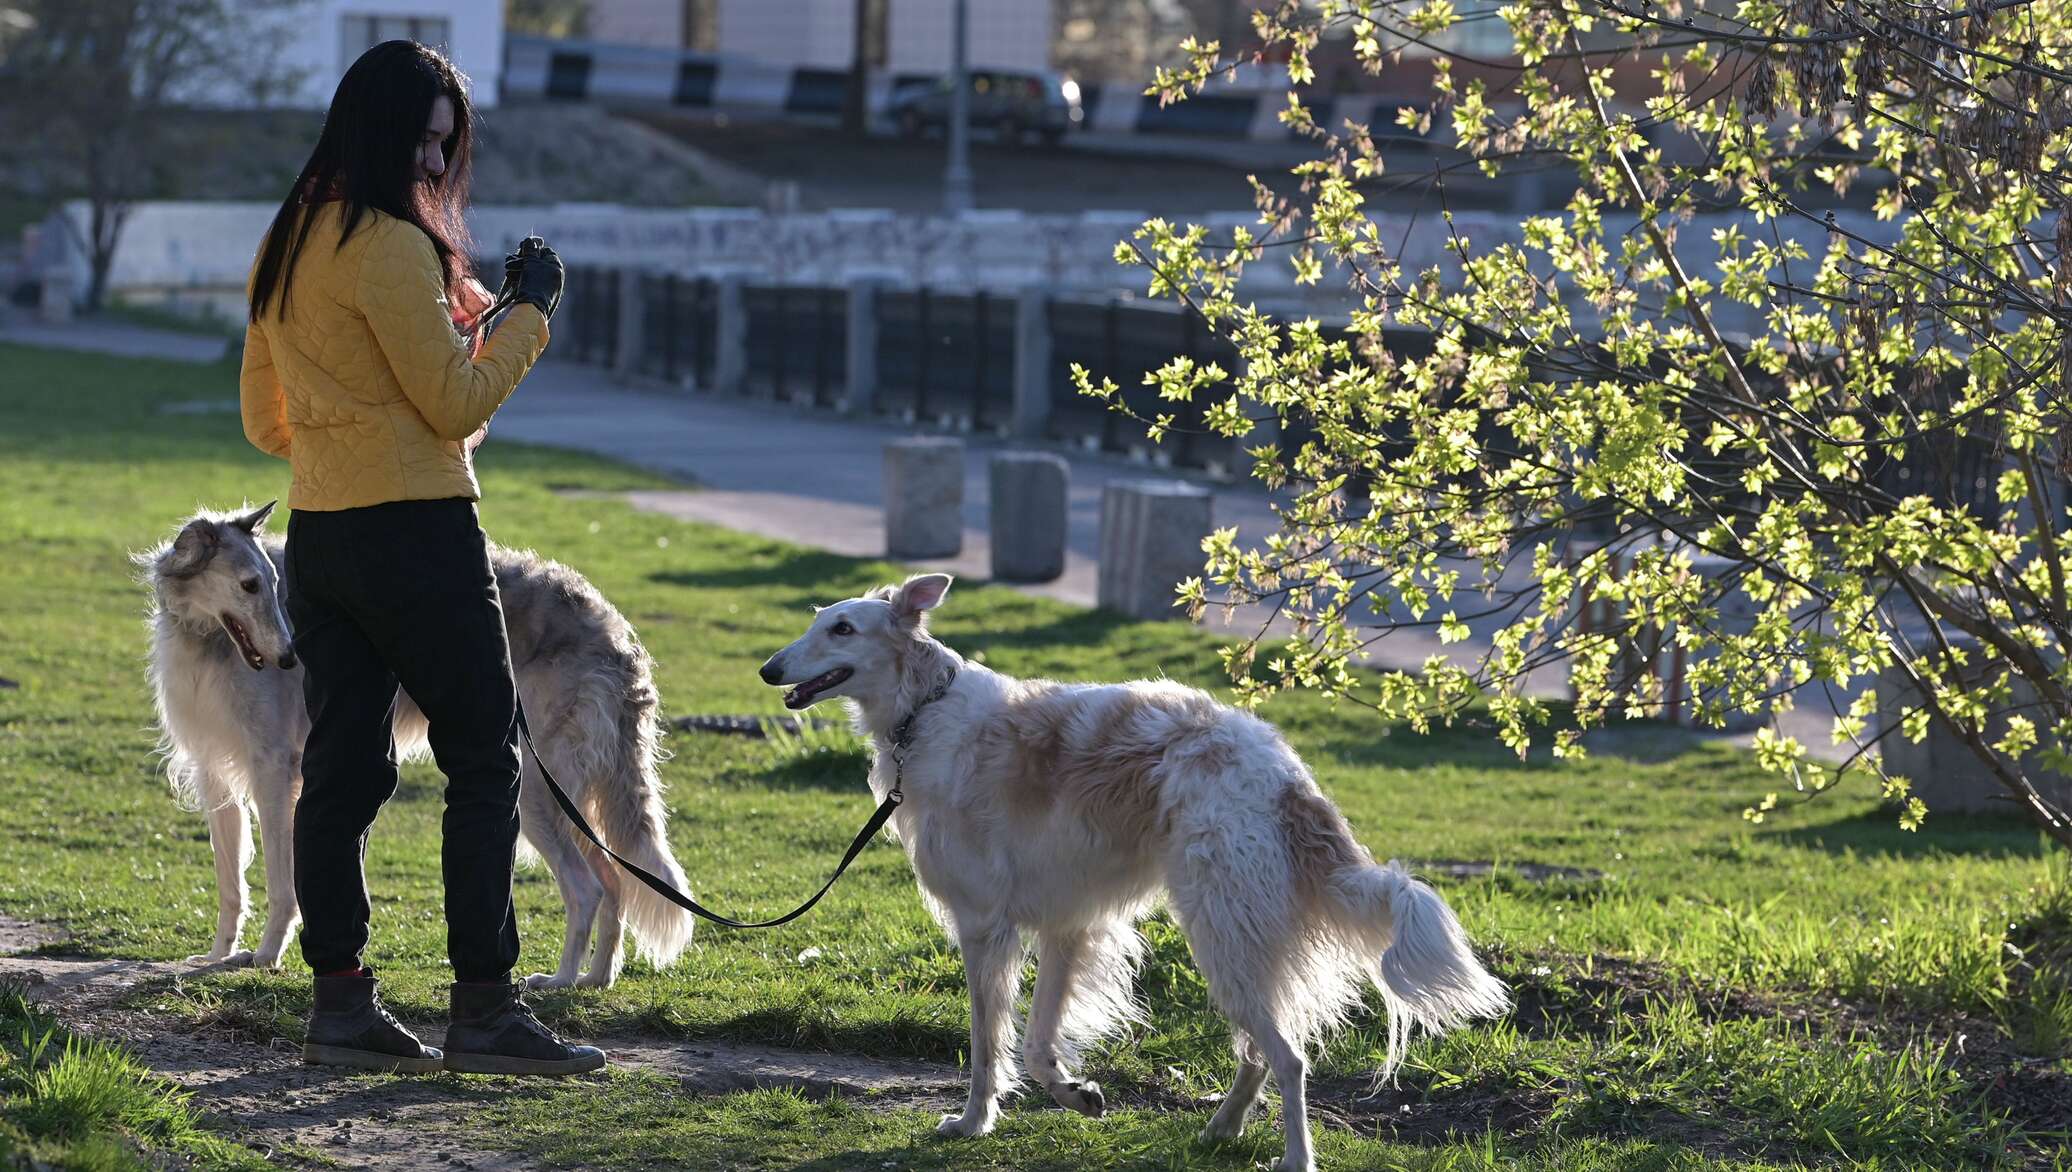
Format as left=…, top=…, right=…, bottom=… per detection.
left=758, top=654, right=785, bottom=685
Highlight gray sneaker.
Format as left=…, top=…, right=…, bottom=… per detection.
left=443, top=981, right=606, bottom=1076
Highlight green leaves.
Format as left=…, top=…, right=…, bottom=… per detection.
left=1092, top=0, right=2072, bottom=848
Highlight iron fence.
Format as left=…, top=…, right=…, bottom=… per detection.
left=745, top=283, right=847, bottom=406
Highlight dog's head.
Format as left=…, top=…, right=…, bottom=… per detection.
left=759, top=573, right=952, bottom=710
left=138, top=503, right=296, bottom=672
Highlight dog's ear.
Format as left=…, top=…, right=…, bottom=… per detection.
left=166, top=518, right=221, bottom=576
left=892, top=573, right=953, bottom=621
left=233, top=500, right=277, bottom=534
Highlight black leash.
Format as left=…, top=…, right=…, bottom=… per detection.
left=517, top=668, right=957, bottom=930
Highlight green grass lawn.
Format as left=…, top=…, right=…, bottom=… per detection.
left=1, top=341, right=2068, bottom=1169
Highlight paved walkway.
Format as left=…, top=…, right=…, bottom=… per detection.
left=494, top=361, right=1287, bottom=616
left=0, top=312, right=233, bottom=364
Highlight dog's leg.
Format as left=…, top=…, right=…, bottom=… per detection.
left=937, top=919, right=1020, bottom=1138
left=519, top=775, right=602, bottom=990
left=577, top=843, right=624, bottom=989
left=1252, top=1021, right=1312, bottom=1172
left=190, top=786, right=255, bottom=966
left=1200, top=1033, right=1270, bottom=1142
left=1022, top=929, right=1104, bottom=1117
left=247, top=754, right=301, bottom=969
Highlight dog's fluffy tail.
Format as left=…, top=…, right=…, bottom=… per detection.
left=1333, top=861, right=1510, bottom=1079
left=595, top=701, right=697, bottom=969
left=1286, top=787, right=1509, bottom=1079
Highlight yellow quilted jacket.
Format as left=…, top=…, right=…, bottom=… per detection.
left=239, top=202, right=550, bottom=511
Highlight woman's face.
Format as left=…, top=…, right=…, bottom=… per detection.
left=415, top=94, right=455, bottom=184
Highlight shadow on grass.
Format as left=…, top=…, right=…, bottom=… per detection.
left=747, top=747, right=874, bottom=793
left=650, top=550, right=890, bottom=597
left=1771, top=807, right=2051, bottom=860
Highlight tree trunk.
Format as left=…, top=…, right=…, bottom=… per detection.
left=843, top=0, right=869, bottom=134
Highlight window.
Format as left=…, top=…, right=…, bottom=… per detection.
left=340, top=14, right=453, bottom=72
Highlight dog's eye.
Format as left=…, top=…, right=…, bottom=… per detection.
left=240, top=578, right=260, bottom=594
left=830, top=620, right=854, bottom=636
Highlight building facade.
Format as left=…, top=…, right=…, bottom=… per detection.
left=584, top=0, right=1052, bottom=77
left=198, top=0, right=505, bottom=108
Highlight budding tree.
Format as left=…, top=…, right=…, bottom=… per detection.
left=1084, top=0, right=2072, bottom=847
left=0, top=0, right=305, bottom=310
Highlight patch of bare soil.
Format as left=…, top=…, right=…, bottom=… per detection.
left=0, top=914, right=60, bottom=955
left=0, top=951, right=981, bottom=1168
left=5, top=937, right=2065, bottom=1165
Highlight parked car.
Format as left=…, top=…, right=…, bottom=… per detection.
left=888, top=69, right=1083, bottom=146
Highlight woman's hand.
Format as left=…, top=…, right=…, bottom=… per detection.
left=500, top=236, right=565, bottom=321
left=454, top=277, right=493, bottom=326
left=452, top=277, right=493, bottom=358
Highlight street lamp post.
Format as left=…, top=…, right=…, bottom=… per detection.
left=943, top=0, right=973, bottom=214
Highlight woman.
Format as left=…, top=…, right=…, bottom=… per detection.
left=241, top=40, right=600, bottom=1076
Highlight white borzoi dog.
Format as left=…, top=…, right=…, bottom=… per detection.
left=138, top=503, right=694, bottom=988
left=761, top=573, right=1508, bottom=1172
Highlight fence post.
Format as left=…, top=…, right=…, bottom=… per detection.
left=916, top=286, right=933, bottom=422
left=814, top=287, right=834, bottom=406
left=844, top=276, right=882, bottom=417
left=613, top=268, right=644, bottom=379
left=713, top=274, right=748, bottom=396
left=1099, top=298, right=1121, bottom=452
left=1011, top=285, right=1052, bottom=439
left=661, top=275, right=678, bottom=385
left=771, top=284, right=789, bottom=401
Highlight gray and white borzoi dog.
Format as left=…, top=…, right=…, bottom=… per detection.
left=761, top=573, right=1509, bottom=1172
left=138, top=503, right=694, bottom=988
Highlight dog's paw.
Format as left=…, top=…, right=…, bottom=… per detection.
left=1201, top=1097, right=1258, bottom=1142
left=935, top=1111, right=997, bottom=1138
left=1049, top=1079, right=1105, bottom=1118
left=187, top=949, right=255, bottom=968
left=524, top=971, right=575, bottom=990
left=1268, top=1156, right=1315, bottom=1172
left=251, top=949, right=287, bottom=970
left=573, top=970, right=617, bottom=990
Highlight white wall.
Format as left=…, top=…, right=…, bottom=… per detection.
left=587, top=0, right=683, bottom=49
left=887, top=0, right=1051, bottom=75
left=696, top=0, right=1051, bottom=75
left=192, top=0, right=505, bottom=109
left=715, top=0, right=856, bottom=71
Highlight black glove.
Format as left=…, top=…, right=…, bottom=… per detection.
left=499, top=235, right=564, bottom=321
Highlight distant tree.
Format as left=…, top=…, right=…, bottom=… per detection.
left=505, top=0, right=588, bottom=41
left=845, top=0, right=872, bottom=134
left=1090, top=0, right=2072, bottom=848
left=1055, top=0, right=1195, bottom=84
left=0, top=0, right=305, bottom=311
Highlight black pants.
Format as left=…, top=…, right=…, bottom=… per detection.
left=286, top=498, right=521, bottom=983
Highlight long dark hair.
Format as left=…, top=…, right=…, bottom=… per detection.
left=249, top=41, right=476, bottom=321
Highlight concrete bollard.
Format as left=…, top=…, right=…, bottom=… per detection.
left=37, top=275, right=73, bottom=324
left=1876, top=648, right=2072, bottom=815
left=1098, top=480, right=1212, bottom=620
left=884, top=437, right=965, bottom=559
left=988, top=451, right=1068, bottom=582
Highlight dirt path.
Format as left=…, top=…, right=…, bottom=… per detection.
left=0, top=933, right=964, bottom=1170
